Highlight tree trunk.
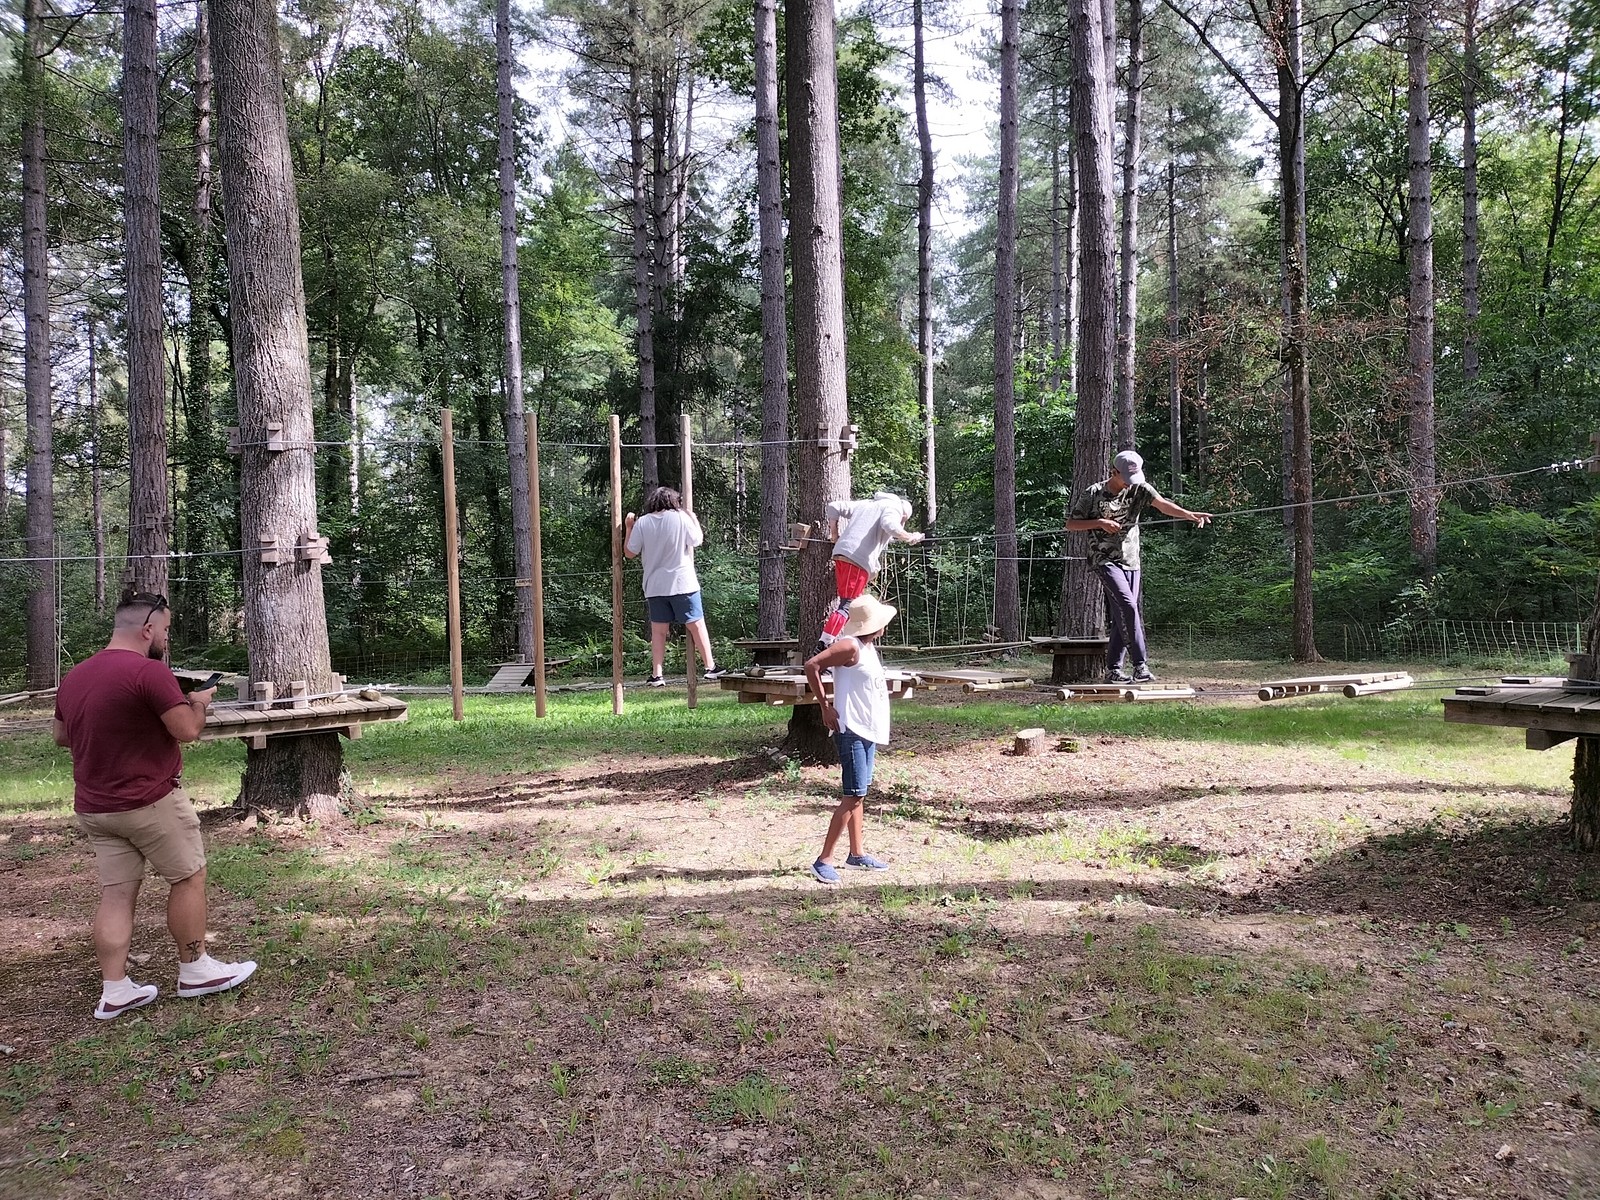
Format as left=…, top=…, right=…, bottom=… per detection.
left=497, top=0, right=534, bottom=661
left=23, top=0, right=56, bottom=691
left=179, top=0, right=217, bottom=645
left=1060, top=0, right=1115, bottom=640
left=629, top=52, right=659, bottom=494
left=783, top=0, right=851, bottom=764
left=754, top=0, right=791, bottom=640
left=1049, top=81, right=1065, bottom=394
left=1572, top=739, right=1600, bottom=850
left=1278, top=1, right=1318, bottom=662
left=915, top=0, right=934, bottom=531
left=1166, top=126, right=1181, bottom=496
left=125, top=0, right=171, bottom=601
left=1113, top=0, right=1145, bottom=449
left=1461, top=0, right=1480, bottom=385
left=914, top=0, right=937, bottom=530
left=210, top=0, right=345, bottom=820
left=90, top=317, right=106, bottom=614
left=992, top=0, right=1021, bottom=644
left=1406, top=0, right=1437, bottom=574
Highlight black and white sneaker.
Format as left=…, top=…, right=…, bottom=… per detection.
left=1106, top=667, right=1132, bottom=684
left=645, top=674, right=666, bottom=688
left=702, top=667, right=727, bottom=681
left=1132, top=663, right=1157, bottom=684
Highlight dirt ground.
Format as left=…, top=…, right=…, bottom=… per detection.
left=2, top=685, right=1598, bottom=1199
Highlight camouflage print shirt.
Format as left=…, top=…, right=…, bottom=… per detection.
left=1069, top=480, right=1162, bottom=570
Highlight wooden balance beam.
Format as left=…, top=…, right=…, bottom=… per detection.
left=1256, top=672, right=1413, bottom=701
left=1048, top=683, right=1197, bottom=702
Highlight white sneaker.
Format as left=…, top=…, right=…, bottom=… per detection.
left=94, top=978, right=158, bottom=1020
left=177, top=954, right=257, bottom=999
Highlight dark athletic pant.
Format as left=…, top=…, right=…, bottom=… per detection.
left=1097, top=562, right=1147, bottom=670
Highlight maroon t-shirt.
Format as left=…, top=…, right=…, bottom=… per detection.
left=54, top=649, right=188, bottom=814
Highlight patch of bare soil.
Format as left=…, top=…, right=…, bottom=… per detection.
left=1, top=718, right=1597, bottom=1200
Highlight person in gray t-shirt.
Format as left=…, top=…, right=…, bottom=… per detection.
left=1065, top=450, right=1211, bottom=683
left=624, top=487, right=726, bottom=687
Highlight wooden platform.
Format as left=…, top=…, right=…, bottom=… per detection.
left=198, top=693, right=409, bottom=749
left=1051, top=683, right=1197, bottom=703
left=718, top=667, right=918, bottom=707
left=1257, top=672, right=1413, bottom=701
left=912, top=667, right=1033, bottom=693
left=1443, top=682, right=1600, bottom=750
left=484, top=659, right=573, bottom=691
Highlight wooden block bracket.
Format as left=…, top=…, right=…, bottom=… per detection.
left=227, top=423, right=286, bottom=454
left=296, top=532, right=332, bottom=564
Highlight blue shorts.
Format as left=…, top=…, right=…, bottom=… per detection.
left=646, top=591, right=704, bottom=624
left=835, top=729, right=878, bottom=797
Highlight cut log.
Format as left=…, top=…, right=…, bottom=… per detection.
left=1012, top=728, right=1047, bottom=756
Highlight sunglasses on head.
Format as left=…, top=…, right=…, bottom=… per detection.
left=126, top=592, right=169, bottom=623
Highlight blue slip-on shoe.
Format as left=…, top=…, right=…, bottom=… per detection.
left=811, top=860, right=841, bottom=885
left=845, top=853, right=889, bottom=870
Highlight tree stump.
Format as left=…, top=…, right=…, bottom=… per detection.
left=1012, top=728, right=1047, bottom=756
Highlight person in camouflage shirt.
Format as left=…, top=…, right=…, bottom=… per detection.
left=1066, top=450, right=1211, bottom=683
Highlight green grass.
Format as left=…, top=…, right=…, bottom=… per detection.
left=0, top=667, right=1569, bottom=820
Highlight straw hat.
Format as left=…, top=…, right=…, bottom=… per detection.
left=841, top=594, right=896, bottom=639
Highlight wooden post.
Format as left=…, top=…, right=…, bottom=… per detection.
left=610, top=414, right=624, bottom=715
left=526, top=410, right=547, bottom=718
left=442, top=408, right=465, bottom=722
left=682, top=412, right=697, bottom=709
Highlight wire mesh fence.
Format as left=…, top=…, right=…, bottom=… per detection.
left=1161, top=619, right=1584, bottom=668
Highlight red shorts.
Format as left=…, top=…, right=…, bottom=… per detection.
left=833, top=559, right=870, bottom=601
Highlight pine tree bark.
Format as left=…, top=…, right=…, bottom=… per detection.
left=1049, top=81, right=1065, bottom=393
left=914, top=0, right=937, bottom=531
left=1277, top=0, right=1318, bottom=661
left=497, top=0, right=535, bottom=661
left=90, top=317, right=106, bottom=613
left=1406, top=0, right=1437, bottom=574
left=783, top=0, right=851, bottom=764
left=629, top=49, right=659, bottom=493
left=754, top=0, right=791, bottom=640
left=1060, top=0, right=1115, bottom=641
left=22, top=0, right=56, bottom=691
left=1461, top=0, right=1481, bottom=385
left=992, top=0, right=1021, bottom=644
left=125, top=0, right=171, bottom=601
left=210, top=0, right=345, bottom=820
left=178, top=0, right=217, bottom=644
left=1166, top=124, right=1181, bottom=496
left=1113, top=0, right=1145, bottom=449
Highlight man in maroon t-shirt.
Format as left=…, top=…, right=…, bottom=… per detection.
left=53, top=592, right=256, bottom=1019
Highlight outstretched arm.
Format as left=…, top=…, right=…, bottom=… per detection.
left=1150, top=497, right=1212, bottom=527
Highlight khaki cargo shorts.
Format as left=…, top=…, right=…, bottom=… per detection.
left=77, top=787, right=206, bottom=887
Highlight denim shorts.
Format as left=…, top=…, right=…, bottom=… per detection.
left=646, top=591, right=705, bottom=624
left=835, top=729, right=878, bottom=797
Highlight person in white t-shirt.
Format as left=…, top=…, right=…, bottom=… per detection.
left=624, top=486, right=726, bottom=688
left=802, top=595, right=896, bottom=884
